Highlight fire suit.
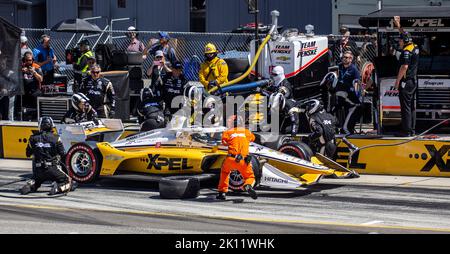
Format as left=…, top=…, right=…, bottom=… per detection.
left=199, top=57, right=229, bottom=91
left=79, top=76, right=116, bottom=118
left=137, top=99, right=166, bottom=132
left=308, top=110, right=338, bottom=158
left=218, top=128, right=256, bottom=193
left=62, top=107, right=99, bottom=124
left=25, top=131, right=71, bottom=194
left=162, top=73, right=187, bottom=115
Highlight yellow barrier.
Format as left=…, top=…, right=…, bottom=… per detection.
left=336, top=137, right=450, bottom=177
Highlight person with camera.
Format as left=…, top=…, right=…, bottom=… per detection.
left=79, top=65, right=115, bottom=119
left=217, top=115, right=258, bottom=201
left=199, top=43, right=229, bottom=91
left=21, top=52, right=43, bottom=120
left=33, top=34, right=57, bottom=85
left=73, top=39, right=94, bottom=93
left=145, top=31, right=177, bottom=67
left=147, top=50, right=171, bottom=92
left=62, top=93, right=99, bottom=124
left=20, top=117, right=77, bottom=196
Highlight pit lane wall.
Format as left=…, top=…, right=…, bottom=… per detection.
left=0, top=121, right=138, bottom=160
left=335, top=136, right=450, bottom=177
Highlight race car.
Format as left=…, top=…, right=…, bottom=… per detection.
left=64, top=125, right=359, bottom=196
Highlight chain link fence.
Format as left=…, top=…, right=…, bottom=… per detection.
left=21, top=29, right=379, bottom=82
left=22, top=28, right=257, bottom=82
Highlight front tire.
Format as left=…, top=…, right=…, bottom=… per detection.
left=278, top=142, right=314, bottom=161
left=66, top=143, right=101, bottom=183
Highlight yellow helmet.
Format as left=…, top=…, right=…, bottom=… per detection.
left=205, top=43, right=218, bottom=54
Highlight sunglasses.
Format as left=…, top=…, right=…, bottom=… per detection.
left=342, top=56, right=353, bottom=59
left=92, top=71, right=101, bottom=74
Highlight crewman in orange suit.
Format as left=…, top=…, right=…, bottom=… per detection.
left=217, top=115, right=258, bottom=200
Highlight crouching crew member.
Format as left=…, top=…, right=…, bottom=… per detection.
left=63, top=93, right=99, bottom=124
left=21, top=117, right=76, bottom=195
left=79, top=64, right=116, bottom=118
left=269, top=92, right=301, bottom=137
left=138, top=87, right=166, bottom=132
left=217, top=115, right=258, bottom=201
left=306, top=100, right=338, bottom=158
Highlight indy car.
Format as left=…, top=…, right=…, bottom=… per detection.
left=64, top=125, right=359, bottom=198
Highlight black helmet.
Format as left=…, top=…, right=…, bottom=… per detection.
left=305, top=99, right=323, bottom=117
left=71, top=93, right=90, bottom=111
left=39, top=116, right=55, bottom=132
left=140, top=87, right=154, bottom=102
left=399, top=32, right=412, bottom=44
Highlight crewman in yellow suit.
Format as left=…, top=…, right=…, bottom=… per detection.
left=199, top=43, right=229, bottom=91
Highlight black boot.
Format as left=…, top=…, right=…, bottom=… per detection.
left=20, top=180, right=35, bottom=195
left=244, top=185, right=258, bottom=200
left=216, top=192, right=227, bottom=200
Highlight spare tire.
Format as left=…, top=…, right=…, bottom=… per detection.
left=159, top=176, right=200, bottom=199
left=278, top=142, right=314, bottom=161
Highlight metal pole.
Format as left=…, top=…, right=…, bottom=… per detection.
left=254, top=0, right=260, bottom=80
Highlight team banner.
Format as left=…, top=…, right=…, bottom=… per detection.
left=0, top=16, right=22, bottom=97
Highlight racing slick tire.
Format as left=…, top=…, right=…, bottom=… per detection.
left=278, top=142, right=314, bottom=161
left=159, top=176, right=200, bottom=199
left=229, top=156, right=262, bottom=191
left=66, top=143, right=102, bottom=184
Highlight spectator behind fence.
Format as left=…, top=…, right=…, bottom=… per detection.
left=21, top=36, right=32, bottom=58
left=126, top=26, right=147, bottom=60
left=147, top=50, right=171, bottom=94
left=145, top=31, right=177, bottom=67
left=33, top=34, right=57, bottom=85
left=333, top=27, right=359, bottom=65
left=21, top=52, right=43, bottom=120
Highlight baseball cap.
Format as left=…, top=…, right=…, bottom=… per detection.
left=159, top=31, right=170, bottom=40
left=155, top=50, right=164, bottom=57
left=20, top=36, right=28, bottom=43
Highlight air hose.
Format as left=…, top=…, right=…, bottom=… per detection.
left=208, top=33, right=272, bottom=95
left=218, top=80, right=271, bottom=94
left=345, top=119, right=450, bottom=165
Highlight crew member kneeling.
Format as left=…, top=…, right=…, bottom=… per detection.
left=305, top=100, right=338, bottom=158
left=138, top=87, right=166, bottom=132
left=21, top=117, right=76, bottom=195
left=217, top=116, right=257, bottom=200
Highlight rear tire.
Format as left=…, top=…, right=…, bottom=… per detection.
left=159, top=176, right=200, bottom=199
left=66, top=143, right=101, bottom=184
left=278, top=142, right=314, bottom=161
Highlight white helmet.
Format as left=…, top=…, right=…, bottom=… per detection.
left=183, top=84, right=203, bottom=107
left=268, top=92, right=286, bottom=111
left=71, top=93, right=90, bottom=111
left=270, top=66, right=286, bottom=87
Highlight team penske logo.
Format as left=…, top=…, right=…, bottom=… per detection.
left=147, top=154, right=194, bottom=171
left=298, top=41, right=318, bottom=57
left=271, top=45, right=292, bottom=54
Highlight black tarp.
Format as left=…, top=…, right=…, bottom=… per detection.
left=0, top=16, right=22, bottom=97
left=359, top=6, right=450, bottom=28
